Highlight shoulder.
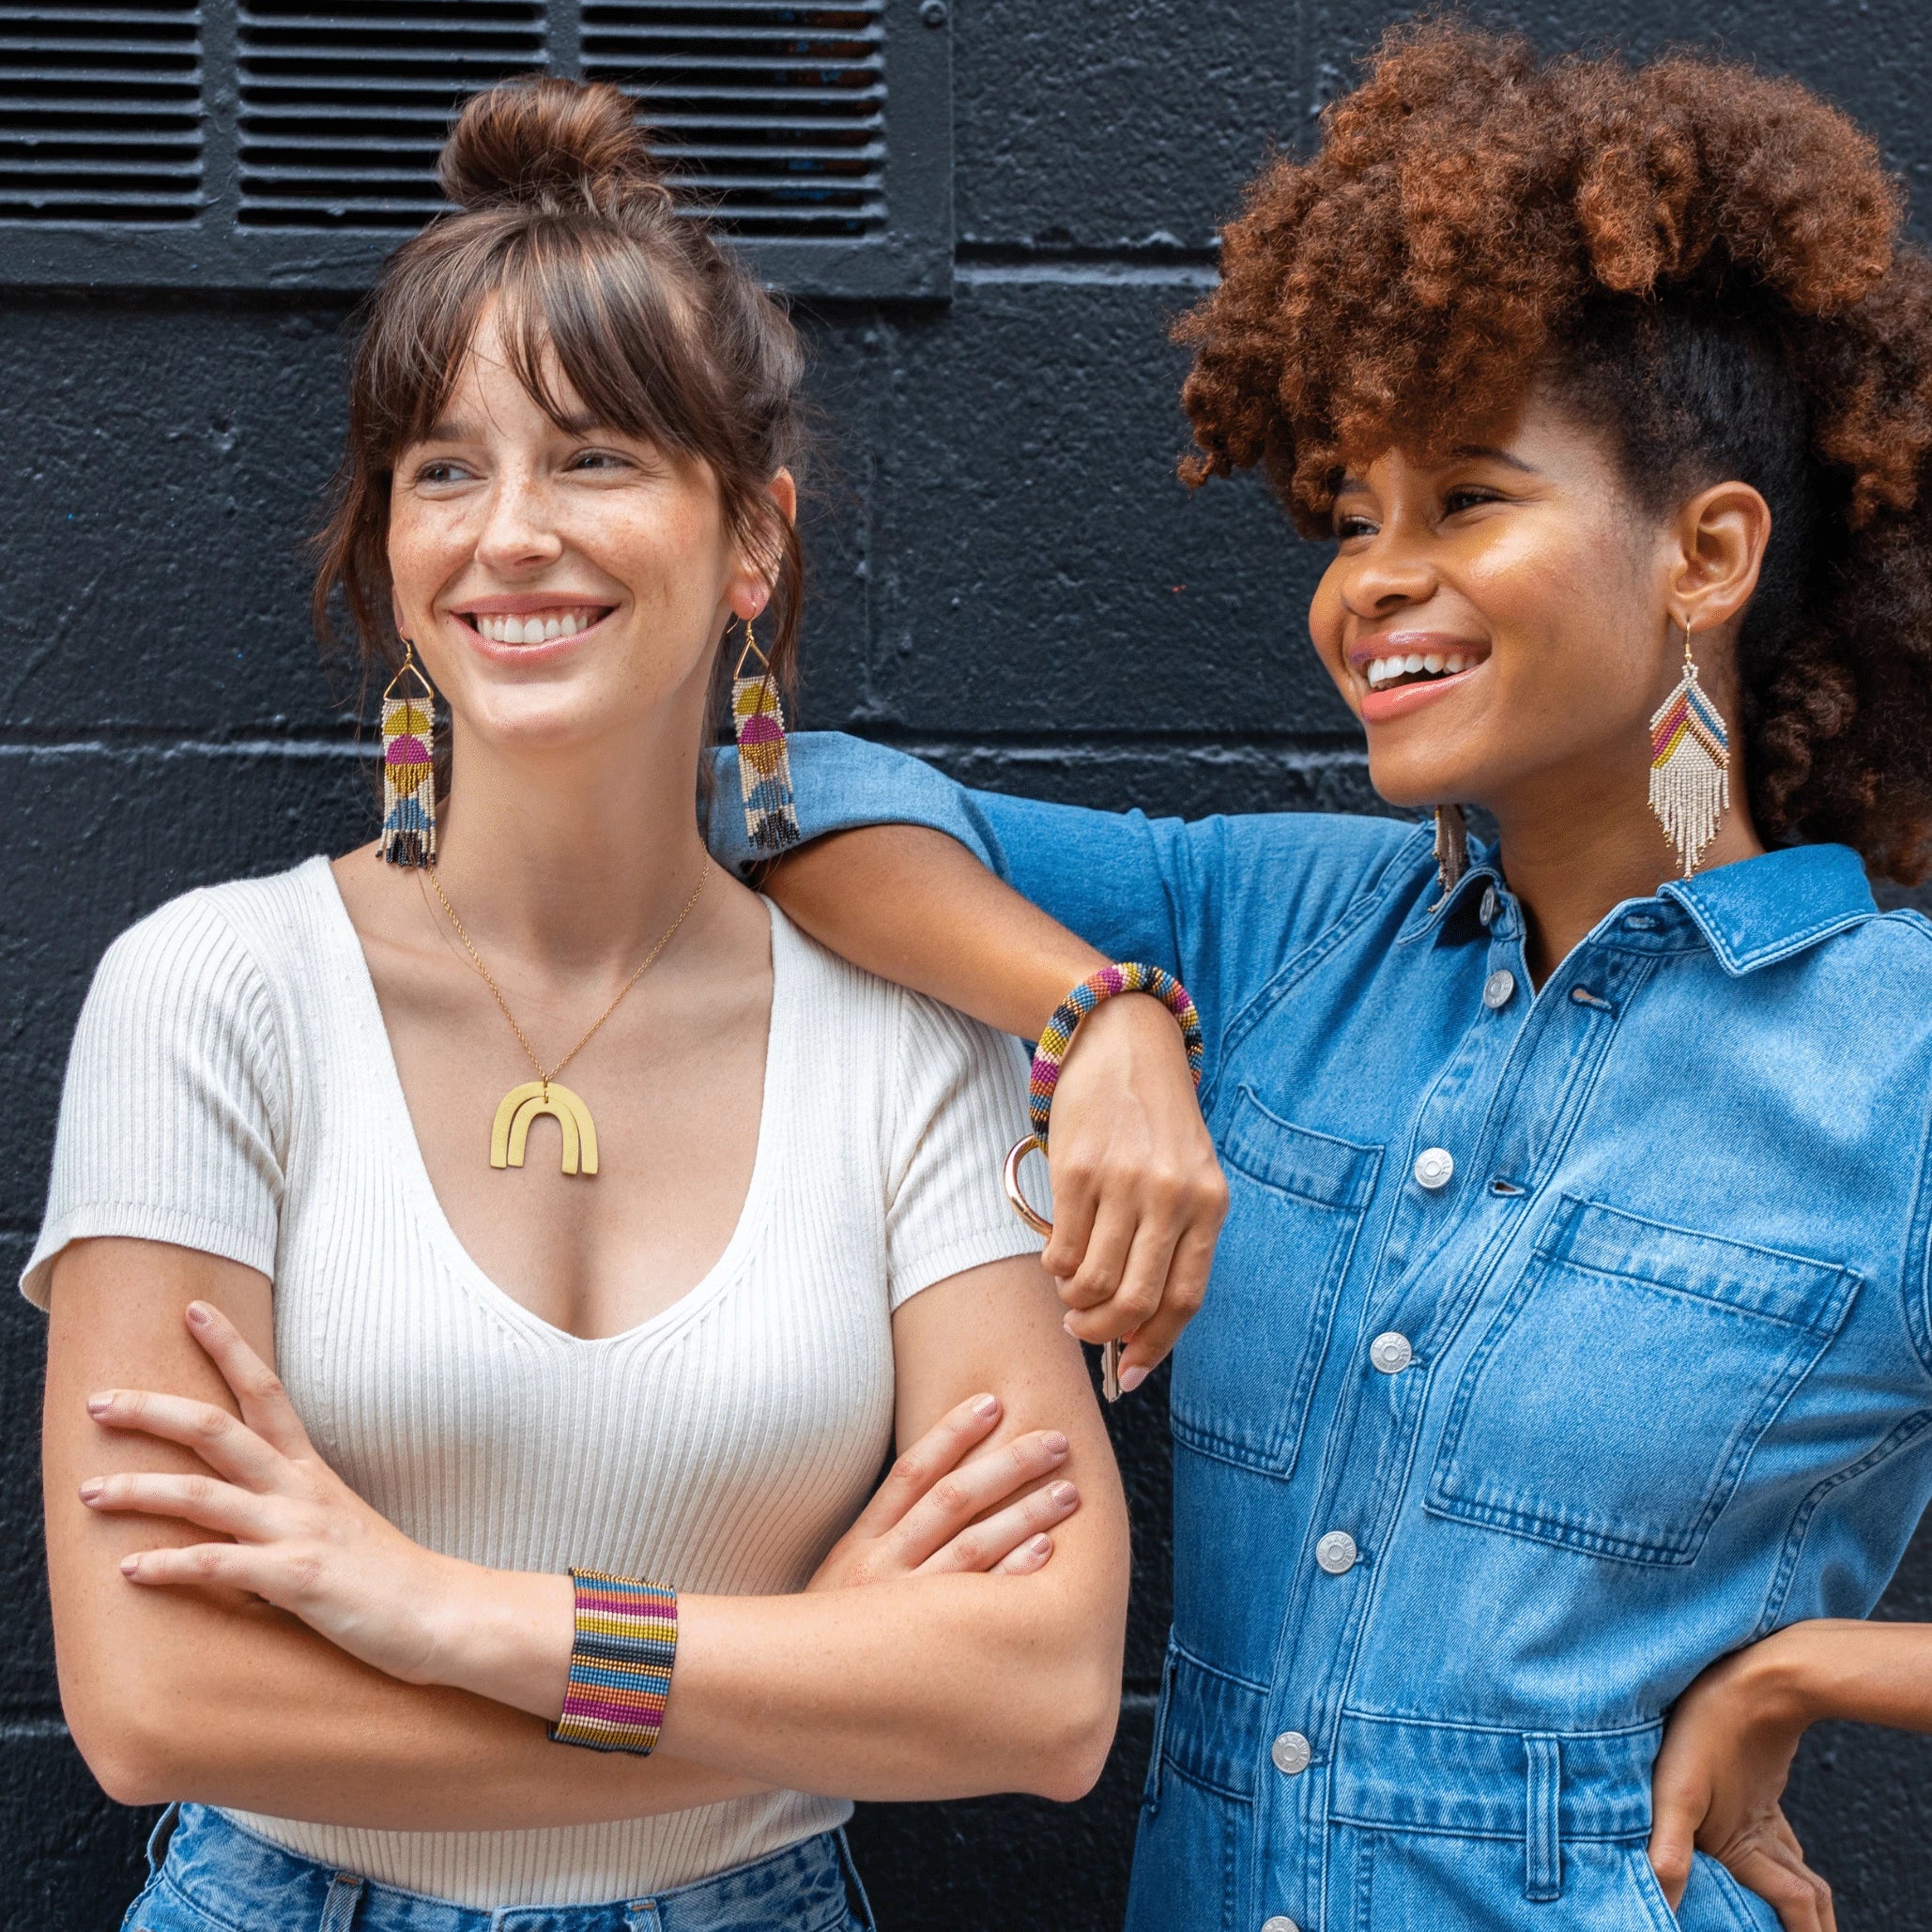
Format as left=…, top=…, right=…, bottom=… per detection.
left=771, top=903, right=1021, bottom=1075
left=87, top=859, right=336, bottom=1040
left=1158, top=806, right=1433, bottom=996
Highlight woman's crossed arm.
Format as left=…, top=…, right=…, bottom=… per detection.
left=48, top=1234, right=1127, bottom=1827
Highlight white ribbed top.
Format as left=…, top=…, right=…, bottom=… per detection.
left=24, top=857, right=1039, bottom=1909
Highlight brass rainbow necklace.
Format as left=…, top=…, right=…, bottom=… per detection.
left=426, top=865, right=707, bottom=1176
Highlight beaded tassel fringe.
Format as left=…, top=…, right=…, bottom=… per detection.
left=380, top=650, right=436, bottom=868
left=1648, top=651, right=1729, bottom=878
left=731, top=629, right=799, bottom=855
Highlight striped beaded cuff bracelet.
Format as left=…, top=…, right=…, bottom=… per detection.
left=1027, top=962, right=1204, bottom=1150
left=549, top=1570, right=678, bottom=1756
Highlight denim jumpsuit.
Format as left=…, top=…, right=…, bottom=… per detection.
left=710, top=733, right=1932, bottom=1932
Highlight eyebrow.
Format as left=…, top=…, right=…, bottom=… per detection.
left=1449, top=442, right=1541, bottom=474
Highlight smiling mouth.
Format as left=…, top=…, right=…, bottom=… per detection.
left=455, top=605, right=615, bottom=645
left=1360, top=648, right=1483, bottom=693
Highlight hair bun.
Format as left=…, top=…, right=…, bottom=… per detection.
left=439, top=76, right=666, bottom=214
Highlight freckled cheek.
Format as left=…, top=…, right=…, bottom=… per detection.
left=388, top=507, right=473, bottom=617
left=567, top=503, right=720, bottom=622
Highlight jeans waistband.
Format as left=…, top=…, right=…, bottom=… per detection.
left=1326, top=1711, right=1662, bottom=1845
left=149, top=1805, right=866, bottom=1932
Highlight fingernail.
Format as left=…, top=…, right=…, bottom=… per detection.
left=1062, top=1312, right=1079, bottom=1336
left=85, top=1393, right=113, bottom=1417
left=186, top=1302, right=211, bottom=1327
left=972, top=1393, right=1000, bottom=1420
left=118, top=1556, right=139, bottom=1577
left=1050, top=1480, right=1079, bottom=1508
left=1119, top=1365, right=1149, bottom=1393
left=1043, top=1432, right=1069, bottom=1458
left=1028, top=1535, right=1053, bottom=1557
left=78, top=1480, right=102, bottom=1503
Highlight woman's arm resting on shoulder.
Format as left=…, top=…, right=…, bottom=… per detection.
left=771, top=828, right=1227, bottom=1384
left=1648, top=1617, right=1932, bottom=1932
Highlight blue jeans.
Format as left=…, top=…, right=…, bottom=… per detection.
left=121, top=1805, right=877, bottom=1932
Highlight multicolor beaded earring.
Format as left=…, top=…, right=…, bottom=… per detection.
left=1433, top=804, right=1469, bottom=897
left=380, top=641, right=437, bottom=868
left=1648, top=621, right=1729, bottom=878
left=730, top=616, right=799, bottom=854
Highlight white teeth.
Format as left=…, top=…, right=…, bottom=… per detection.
left=1365, top=649, right=1483, bottom=688
left=469, top=607, right=601, bottom=643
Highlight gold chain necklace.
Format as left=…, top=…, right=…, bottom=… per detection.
left=426, top=865, right=708, bottom=1176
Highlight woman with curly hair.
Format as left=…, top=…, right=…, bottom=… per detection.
left=703, top=20, right=1932, bottom=1932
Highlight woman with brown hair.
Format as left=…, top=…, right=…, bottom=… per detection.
left=31, top=79, right=1128, bottom=1932
left=706, top=22, right=1932, bottom=1932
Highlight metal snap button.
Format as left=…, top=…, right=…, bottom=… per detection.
left=1483, top=968, right=1516, bottom=1009
left=1413, top=1147, right=1454, bottom=1189
left=1270, top=1731, right=1311, bottom=1776
left=1315, top=1530, right=1358, bottom=1574
left=1480, top=885, right=1498, bottom=927
left=1263, top=1919, right=1302, bottom=1932
left=1370, top=1331, right=1413, bottom=1374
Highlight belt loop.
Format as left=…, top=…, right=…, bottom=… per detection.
left=1524, top=1733, right=1562, bottom=1903
left=143, top=1802, right=181, bottom=1881
left=317, top=1871, right=363, bottom=1932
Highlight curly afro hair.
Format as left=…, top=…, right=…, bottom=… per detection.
left=1176, top=19, right=1932, bottom=882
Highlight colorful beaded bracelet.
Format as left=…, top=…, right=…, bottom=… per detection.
left=1027, top=961, right=1204, bottom=1150
left=548, top=1570, right=678, bottom=1756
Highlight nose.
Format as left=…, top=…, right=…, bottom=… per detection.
left=473, top=468, right=564, bottom=575
left=1339, top=529, right=1438, bottom=621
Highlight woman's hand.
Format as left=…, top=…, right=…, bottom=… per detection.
left=1649, top=1626, right=1836, bottom=1932
left=809, top=1391, right=1081, bottom=1587
left=1037, top=991, right=1228, bottom=1391
left=84, top=1307, right=1082, bottom=1694
left=80, top=1300, right=469, bottom=1686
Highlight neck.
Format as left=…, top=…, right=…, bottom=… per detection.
left=1488, top=754, right=1764, bottom=985
left=427, top=712, right=713, bottom=970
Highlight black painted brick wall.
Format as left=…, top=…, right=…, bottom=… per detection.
left=7, top=4, right=1932, bottom=1926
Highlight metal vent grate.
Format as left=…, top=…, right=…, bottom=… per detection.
left=237, top=1, right=546, bottom=228
left=583, top=2, right=885, bottom=238
left=0, top=0, right=201, bottom=222
left=0, top=0, right=946, bottom=298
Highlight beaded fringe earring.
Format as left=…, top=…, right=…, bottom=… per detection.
left=380, top=642, right=437, bottom=868
left=1433, top=804, right=1469, bottom=897
left=1648, top=621, right=1729, bottom=878
left=731, top=617, right=799, bottom=854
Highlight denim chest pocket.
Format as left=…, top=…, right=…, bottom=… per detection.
left=1170, top=1087, right=1381, bottom=1477
left=1427, top=1197, right=1859, bottom=1565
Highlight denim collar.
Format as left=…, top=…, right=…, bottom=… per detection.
left=1411, top=835, right=1876, bottom=973
left=1660, top=841, right=1877, bottom=974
